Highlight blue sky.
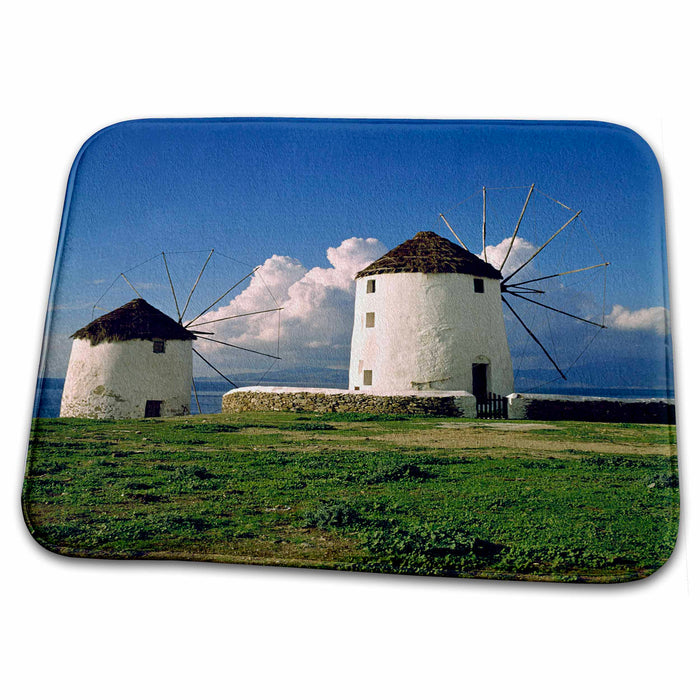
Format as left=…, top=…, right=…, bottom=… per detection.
left=41, top=118, right=672, bottom=394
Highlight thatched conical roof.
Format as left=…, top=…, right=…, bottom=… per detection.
left=71, top=298, right=197, bottom=346
left=355, top=231, right=502, bottom=280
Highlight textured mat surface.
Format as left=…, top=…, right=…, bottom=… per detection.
left=24, top=119, right=678, bottom=581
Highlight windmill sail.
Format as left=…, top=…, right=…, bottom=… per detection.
left=89, top=249, right=283, bottom=413
left=438, top=185, right=609, bottom=392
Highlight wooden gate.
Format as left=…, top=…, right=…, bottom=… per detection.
left=476, top=392, right=508, bottom=419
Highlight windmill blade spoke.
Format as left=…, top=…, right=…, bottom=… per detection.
left=188, top=307, right=284, bottom=328
left=505, top=261, right=610, bottom=288
left=192, top=347, right=239, bottom=388
left=499, top=183, right=535, bottom=272
left=192, top=378, right=202, bottom=414
left=534, top=188, right=573, bottom=210
left=180, top=248, right=214, bottom=322
left=184, top=267, right=260, bottom=328
left=502, top=286, right=545, bottom=294
left=438, top=213, right=469, bottom=250
left=93, top=254, right=165, bottom=315
left=120, top=273, right=143, bottom=299
left=255, top=356, right=281, bottom=386
left=162, top=252, right=182, bottom=321
left=506, top=291, right=606, bottom=328
left=502, top=295, right=567, bottom=380
left=502, top=210, right=582, bottom=284
left=439, top=188, right=481, bottom=216
left=481, top=187, right=487, bottom=261
left=196, top=335, right=281, bottom=360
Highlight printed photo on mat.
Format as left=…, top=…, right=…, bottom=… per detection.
left=24, top=119, right=678, bottom=582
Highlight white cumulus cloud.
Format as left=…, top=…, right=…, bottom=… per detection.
left=607, top=304, right=670, bottom=336
left=194, top=237, right=387, bottom=369
left=480, top=236, right=538, bottom=278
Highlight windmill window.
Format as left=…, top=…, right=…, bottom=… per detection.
left=363, top=369, right=373, bottom=386
left=366, top=279, right=376, bottom=293
left=153, top=339, right=165, bottom=353
left=365, top=312, right=375, bottom=328
left=473, top=278, right=485, bottom=294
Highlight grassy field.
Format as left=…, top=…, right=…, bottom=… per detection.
left=23, top=412, right=679, bottom=582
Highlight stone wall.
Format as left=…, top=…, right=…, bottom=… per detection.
left=507, top=393, right=675, bottom=424
left=221, top=387, right=675, bottom=424
left=222, top=387, right=476, bottom=417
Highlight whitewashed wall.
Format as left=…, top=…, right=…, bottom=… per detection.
left=348, top=272, right=513, bottom=396
left=60, top=338, right=193, bottom=418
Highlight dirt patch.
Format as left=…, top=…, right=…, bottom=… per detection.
left=373, top=426, right=676, bottom=457
left=236, top=421, right=674, bottom=458
left=141, top=526, right=361, bottom=567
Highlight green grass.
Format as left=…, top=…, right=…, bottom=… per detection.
left=22, top=412, right=679, bottom=582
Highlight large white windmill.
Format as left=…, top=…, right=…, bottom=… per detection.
left=348, top=185, right=609, bottom=403
left=349, top=230, right=514, bottom=397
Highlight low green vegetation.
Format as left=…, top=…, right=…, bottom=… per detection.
left=23, top=412, right=679, bottom=582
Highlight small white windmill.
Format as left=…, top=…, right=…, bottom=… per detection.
left=60, top=250, right=282, bottom=419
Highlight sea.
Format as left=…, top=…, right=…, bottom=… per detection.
left=32, top=378, right=346, bottom=418
left=32, top=377, right=674, bottom=418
